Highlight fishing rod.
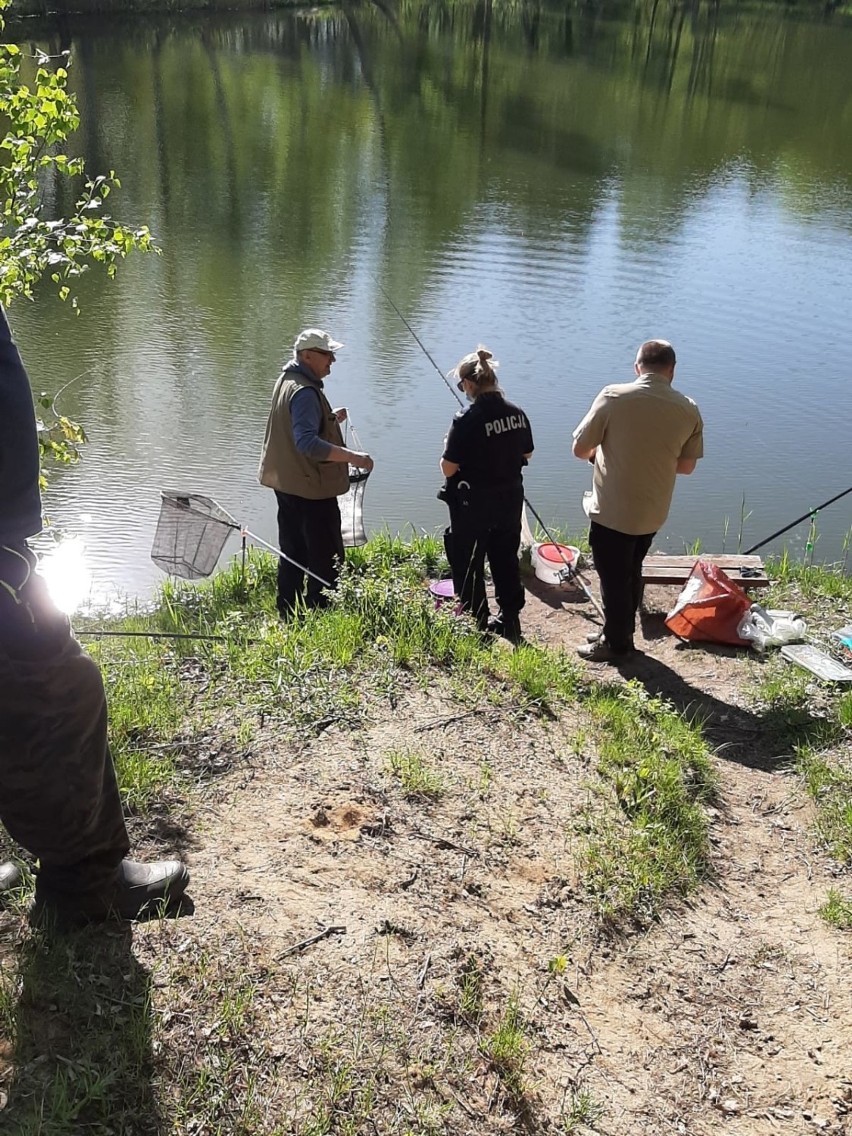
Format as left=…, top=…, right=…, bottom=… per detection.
left=374, top=279, right=465, bottom=408
left=744, top=484, right=852, bottom=556
left=77, top=629, right=232, bottom=642
left=522, top=498, right=604, bottom=619
left=374, top=277, right=604, bottom=619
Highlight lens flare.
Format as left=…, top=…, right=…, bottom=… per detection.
left=38, top=538, right=92, bottom=614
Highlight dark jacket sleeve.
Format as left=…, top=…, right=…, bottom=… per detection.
left=0, top=307, right=42, bottom=543
left=442, top=411, right=469, bottom=465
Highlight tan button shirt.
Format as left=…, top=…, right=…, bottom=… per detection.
left=572, top=373, right=703, bottom=536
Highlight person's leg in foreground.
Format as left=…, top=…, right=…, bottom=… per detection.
left=0, top=306, right=190, bottom=925
left=0, top=587, right=190, bottom=924
left=0, top=569, right=189, bottom=924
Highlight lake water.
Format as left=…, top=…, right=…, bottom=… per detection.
left=9, top=1, right=852, bottom=606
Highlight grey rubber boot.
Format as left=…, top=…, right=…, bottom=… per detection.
left=31, top=859, right=190, bottom=927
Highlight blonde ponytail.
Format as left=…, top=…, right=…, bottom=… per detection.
left=455, top=344, right=500, bottom=393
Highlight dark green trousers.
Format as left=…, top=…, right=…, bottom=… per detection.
left=0, top=565, right=130, bottom=894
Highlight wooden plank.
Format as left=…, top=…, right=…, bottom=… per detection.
left=640, top=554, right=769, bottom=588
left=641, top=569, right=770, bottom=588
left=643, top=555, right=764, bottom=569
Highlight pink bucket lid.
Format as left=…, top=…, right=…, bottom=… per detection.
left=537, top=543, right=576, bottom=566
left=429, top=579, right=456, bottom=599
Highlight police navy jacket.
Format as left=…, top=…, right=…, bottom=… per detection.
left=0, top=307, right=42, bottom=544
left=442, top=392, right=533, bottom=493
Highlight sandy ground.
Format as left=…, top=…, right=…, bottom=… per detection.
left=142, top=571, right=851, bottom=1133
left=1, top=568, right=849, bottom=1133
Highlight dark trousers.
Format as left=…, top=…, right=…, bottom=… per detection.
left=0, top=569, right=130, bottom=894
left=447, top=493, right=524, bottom=629
left=589, top=521, right=655, bottom=652
left=275, top=491, right=344, bottom=615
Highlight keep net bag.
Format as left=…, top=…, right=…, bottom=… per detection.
left=340, top=470, right=368, bottom=547
left=339, top=420, right=369, bottom=547
left=664, top=560, right=752, bottom=646
left=151, top=492, right=239, bottom=579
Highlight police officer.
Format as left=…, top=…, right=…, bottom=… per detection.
left=439, top=347, right=533, bottom=643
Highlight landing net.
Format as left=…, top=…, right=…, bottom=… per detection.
left=151, top=492, right=240, bottom=580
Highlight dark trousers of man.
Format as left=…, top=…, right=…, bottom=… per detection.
left=275, top=491, right=344, bottom=616
left=447, top=491, right=524, bottom=630
left=589, top=521, right=655, bottom=653
left=0, top=566, right=130, bottom=896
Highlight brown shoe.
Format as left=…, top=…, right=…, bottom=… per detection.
left=577, top=639, right=634, bottom=663
left=32, top=859, right=190, bottom=927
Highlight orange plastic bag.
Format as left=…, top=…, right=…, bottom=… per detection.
left=664, top=560, right=752, bottom=646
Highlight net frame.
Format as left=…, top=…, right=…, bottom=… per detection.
left=151, top=492, right=240, bottom=580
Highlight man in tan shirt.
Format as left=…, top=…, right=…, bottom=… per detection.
left=572, top=340, right=703, bottom=662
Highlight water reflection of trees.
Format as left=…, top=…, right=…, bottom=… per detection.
left=34, top=3, right=852, bottom=227
left=17, top=0, right=852, bottom=403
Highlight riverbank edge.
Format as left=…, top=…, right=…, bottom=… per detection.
left=0, top=534, right=850, bottom=1133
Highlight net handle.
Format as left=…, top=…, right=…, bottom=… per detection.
left=241, top=528, right=333, bottom=589
left=344, top=417, right=364, bottom=454
left=160, top=492, right=333, bottom=589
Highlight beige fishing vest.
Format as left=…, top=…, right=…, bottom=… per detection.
left=258, top=372, right=349, bottom=499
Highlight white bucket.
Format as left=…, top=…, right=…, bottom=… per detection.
left=532, top=542, right=582, bottom=585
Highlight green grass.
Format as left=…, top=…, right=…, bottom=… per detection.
left=561, top=1087, right=606, bottom=1133
left=480, top=992, right=530, bottom=1100
left=750, top=655, right=845, bottom=757
left=16, top=533, right=852, bottom=1133
left=819, top=889, right=852, bottom=930
left=579, top=682, right=718, bottom=926
left=747, top=607, right=852, bottom=876
left=100, top=538, right=587, bottom=760
left=496, top=643, right=582, bottom=708
left=86, top=638, right=188, bottom=809
left=386, top=749, right=445, bottom=799
left=838, top=689, right=852, bottom=729
left=2, top=927, right=158, bottom=1134
left=796, top=745, right=852, bottom=864
left=766, top=550, right=852, bottom=604
left=41, top=535, right=593, bottom=884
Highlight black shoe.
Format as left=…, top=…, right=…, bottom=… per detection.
left=577, top=639, right=634, bottom=663
left=487, top=615, right=523, bottom=645
left=0, top=860, right=23, bottom=903
left=32, top=858, right=190, bottom=927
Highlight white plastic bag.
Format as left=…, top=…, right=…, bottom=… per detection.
left=737, top=605, right=807, bottom=652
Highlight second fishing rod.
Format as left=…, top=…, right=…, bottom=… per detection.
left=376, top=280, right=605, bottom=620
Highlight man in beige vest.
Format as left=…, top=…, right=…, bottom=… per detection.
left=258, top=329, right=373, bottom=617
left=572, top=339, right=703, bottom=662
